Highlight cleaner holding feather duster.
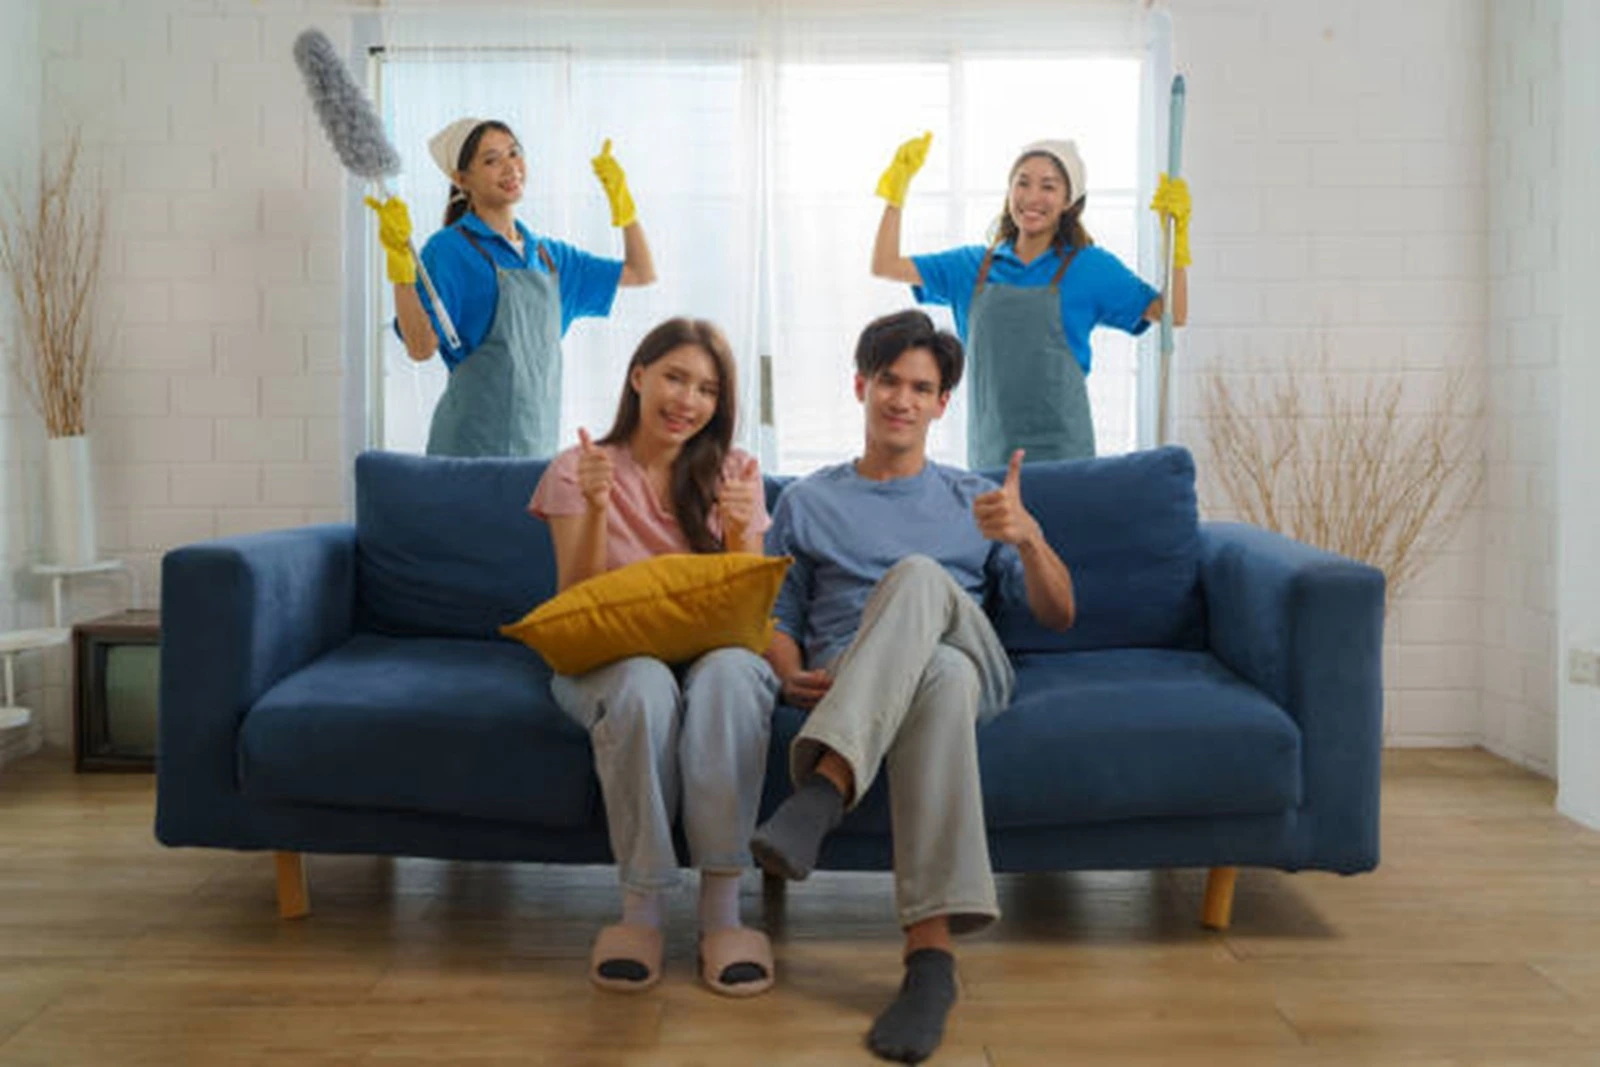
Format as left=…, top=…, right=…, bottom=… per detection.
left=369, top=120, right=657, bottom=458
left=293, top=30, right=653, bottom=458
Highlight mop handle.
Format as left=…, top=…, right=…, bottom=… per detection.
left=1157, top=74, right=1187, bottom=445
left=1159, top=74, right=1187, bottom=356
left=377, top=179, right=462, bottom=352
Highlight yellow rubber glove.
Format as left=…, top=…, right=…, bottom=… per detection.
left=363, top=195, right=417, bottom=285
left=591, top=139, right=637, bottom=228
left=875, top=131, right=933, bottom=208
left=1149, top=174, right=1192, bottom=269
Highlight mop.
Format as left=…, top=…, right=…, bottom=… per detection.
left=292, top=28, right=462, bottom=351
left=1157, top=73, right=1186, bottom=446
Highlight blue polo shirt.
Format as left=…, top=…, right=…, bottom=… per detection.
left=405, top=212, right=623, bottom=370
left=912, top=242, right=1158, bottom=375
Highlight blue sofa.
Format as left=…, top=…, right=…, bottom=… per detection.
left=156, top=445, right=1385, bottom=925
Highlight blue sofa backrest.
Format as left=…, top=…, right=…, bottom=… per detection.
left=356, top=452, right=557, bottom=638
left=987, top=446, right=1206, bottom=652
left=356, top=446, right=1204, bottom=651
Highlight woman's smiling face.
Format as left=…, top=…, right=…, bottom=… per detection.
left=458, top=127, right=526, bottom=209
left=1007, top=153, right=1070, bottom=240
left=629, top=343, right=722, bottom=448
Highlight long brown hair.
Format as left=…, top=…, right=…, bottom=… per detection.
left=598, top=319, right=739, bottom=553
left=991, top=149, right=1094, bottom=256
left=442, top=120, right=519, bottom=228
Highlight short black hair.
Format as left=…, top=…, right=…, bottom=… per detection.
left=853, top=310, right=964, bottom=394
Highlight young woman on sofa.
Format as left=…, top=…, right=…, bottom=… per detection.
left=529, top=317, right=780, bottom=997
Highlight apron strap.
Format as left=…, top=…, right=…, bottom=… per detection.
left=973, top=242, right=1001, bottom=295
left=456, top=225, right=497, bottom=267
left=1050, top=246, right=1078, bottom=288
left=973, top=241, right=1078, bottom=296
left=456, top=224, right=558, bottom=275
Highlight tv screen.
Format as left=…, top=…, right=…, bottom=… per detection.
left=104, top=644, right=159, bottom=755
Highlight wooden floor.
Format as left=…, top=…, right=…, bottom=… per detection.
left=2, top=750, right=1598, bottom=1066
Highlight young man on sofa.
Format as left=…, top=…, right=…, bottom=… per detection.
left=751, top=309, right=1077, bottom=1064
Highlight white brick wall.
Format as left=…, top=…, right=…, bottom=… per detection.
left=1556, top=1, right=1600, bottom=827
left=0, top=0, right=1568, bottom=771
left=1484, top=0, right=1560, bottom=774
left=7, top=0, right=349, bottom=749
left=1171, top=0, right=1490, bottom=748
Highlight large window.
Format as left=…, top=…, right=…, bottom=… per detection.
left=373, top=41, right=1150, bottom=473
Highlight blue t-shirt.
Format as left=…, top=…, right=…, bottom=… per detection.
left=406, top=212, right=623, bottom=370
left=765, top=460, right=1026, bottom=668
left=912, top=242, right=1158, bottom=375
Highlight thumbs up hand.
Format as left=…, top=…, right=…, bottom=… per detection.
left=973, top=449, right=1041, bottom=545
left=576, top=428, right=614, bottom=512
left=715, top=453, right=764, bottom=548
left=590, top=138, right=638, bottom=228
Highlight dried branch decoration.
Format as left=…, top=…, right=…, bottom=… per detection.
left=0, top=130, right=106, bottom=438
left=1203, top=353, right=1484, bottom=607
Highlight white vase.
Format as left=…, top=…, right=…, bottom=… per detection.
left=45, top=434, right=97, bottom=567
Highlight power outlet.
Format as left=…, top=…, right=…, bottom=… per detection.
left=1569, top=648, right=1600, bottom=688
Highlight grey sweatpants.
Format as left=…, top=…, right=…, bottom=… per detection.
left=791, top=554, right=1016, bottom=934
left=552, top=647, right=780, bottom=892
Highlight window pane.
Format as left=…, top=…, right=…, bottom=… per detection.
left=564, top=59, right=751, bottom=444
left=772, top=62, right=956, bottom=473
left=375, top=50, right=1147, bottom=469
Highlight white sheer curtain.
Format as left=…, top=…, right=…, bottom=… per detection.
left=370, top=2, right=1159, bottom=473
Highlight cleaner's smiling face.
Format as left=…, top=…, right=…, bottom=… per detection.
left=458, top=127, right=526, bottom=210
left=1007, top=154, right=1070, bottom=241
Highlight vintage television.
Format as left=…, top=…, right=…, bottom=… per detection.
left=73, top=610, right=160, bottom=772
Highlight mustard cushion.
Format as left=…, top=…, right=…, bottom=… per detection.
left=500, top=553, right=792, bottom=676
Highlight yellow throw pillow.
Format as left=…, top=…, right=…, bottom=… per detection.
left=500, top=553, right=792, bottom=676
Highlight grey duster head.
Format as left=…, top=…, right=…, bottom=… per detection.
left=293, top=28, right=401, bottom=181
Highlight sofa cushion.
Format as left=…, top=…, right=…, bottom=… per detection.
left=239, top=634, right=598, bottom=830
left=355, top=451, right=556, bottom=639
left=764, top=648, right=1300, bottom=833
left=987, top=446, right=1206, bottom=653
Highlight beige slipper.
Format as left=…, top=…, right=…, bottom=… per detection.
left=589, top=923, right=664, bottom=993
left=699, top=926, right=775, bottom=998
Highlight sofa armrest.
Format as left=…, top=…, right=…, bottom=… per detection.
left=1198, top=521, right=1386, bottom=870
left=156, top=524, right=356, bottom=848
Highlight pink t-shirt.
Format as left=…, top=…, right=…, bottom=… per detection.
left=529, top=443, right=772, bottom=570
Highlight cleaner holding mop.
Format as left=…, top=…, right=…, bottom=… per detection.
left=370, top=122, right=657, bottom=458
left=869, top=110, right=1191, bottom=467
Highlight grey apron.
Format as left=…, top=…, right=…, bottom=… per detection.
left=965, top=244, right=1091, bottom=469
left=426, top=228, right=563, bottom=458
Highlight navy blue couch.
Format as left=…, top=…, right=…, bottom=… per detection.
left=156, top=445, right=1385, bottom=925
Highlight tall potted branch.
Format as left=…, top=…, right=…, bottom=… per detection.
left=1202, top=353, right=1484, bottom=608
left=1, top=131, right=106, bottom=567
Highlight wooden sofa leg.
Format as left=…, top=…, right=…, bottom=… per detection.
left=1201, top=866, right=1237, bottom=930
left=275, top=851, right=310, bottom=919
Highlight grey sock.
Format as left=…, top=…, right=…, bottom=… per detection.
left=749, top=774, right=844, bottom=881
left=867, top=948, right=957, bottom=1064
